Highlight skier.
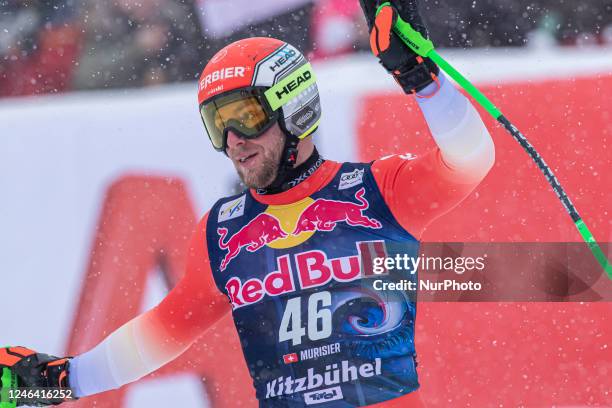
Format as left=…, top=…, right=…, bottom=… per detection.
left=1, top=1, right=495, bottom=407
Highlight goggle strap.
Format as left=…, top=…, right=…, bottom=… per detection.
left=264, top=63, right=317, bottom=111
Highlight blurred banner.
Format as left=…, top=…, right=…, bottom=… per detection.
left=196, top=0, right=312, bottom=37
left=1, top=49, right=611, bottom=407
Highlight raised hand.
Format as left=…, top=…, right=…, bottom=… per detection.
left=359, top=0, right=439, bottom=93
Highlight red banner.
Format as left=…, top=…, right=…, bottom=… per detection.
left=357, top=75, right=612, bottom=406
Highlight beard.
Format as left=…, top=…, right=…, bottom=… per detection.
left=234, top=134, right=284, bottom=189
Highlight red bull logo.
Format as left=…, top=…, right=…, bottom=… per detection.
left=217, top=213, right=287, bottom=271
left=217, top=187, right=381, bottom=271
left=293, top=187, right=382, bottom=234
left=225, top=250, right=361, bottom=309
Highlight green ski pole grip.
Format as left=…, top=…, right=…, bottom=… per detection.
left=376, top=3, right=435, bottom=57
left=0, top=367, right=17, bottom=408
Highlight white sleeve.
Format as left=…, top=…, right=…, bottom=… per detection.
left=416, top=72, right=495, bottom=183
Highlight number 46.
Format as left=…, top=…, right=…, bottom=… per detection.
left=279, top=291, right=332, bottom=346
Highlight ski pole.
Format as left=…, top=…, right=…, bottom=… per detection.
left=374, top=2, right=611, bottom=278
left=0, top=367, right=16, bottom=408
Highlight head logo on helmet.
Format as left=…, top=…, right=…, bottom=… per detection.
left=198, top=37, right=322, bottom=142
left=269, top=48, right=297, bottom=73
left=265, top=64, right=315, bottom=110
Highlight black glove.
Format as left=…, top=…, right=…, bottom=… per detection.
left=0, top=346, right=76, bottom=406
left=359, top=0, right=439, bottom=93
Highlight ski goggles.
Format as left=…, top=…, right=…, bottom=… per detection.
left=199, top=63, right=317, bottom=152
left=199, top=87, right=280, bottom=152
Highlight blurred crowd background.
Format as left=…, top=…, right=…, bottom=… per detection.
left=1, top=0, right=610, bottom=98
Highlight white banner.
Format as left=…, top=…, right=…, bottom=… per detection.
left=197, top=0, right=313, bottom=37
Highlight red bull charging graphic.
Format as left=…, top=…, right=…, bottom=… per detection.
left=217, top=212, right=288, bottom=271
left=292, top=188, right=382, bottom=234
left=217, top=187, right=382, bottom=271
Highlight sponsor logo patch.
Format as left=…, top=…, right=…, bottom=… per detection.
left=304, top=386, right=343, bottom=405
left=200, top=66, right=246, bottom=90
left=265, top=358, right=381, bottom=398
left=292, top=106, right=315, bottom=130
left=275, top=70, right=312, bottom=100
left=265, top=63, right=316, bottom=110
left=225, top=251, right=361, bottom=308
left=338, top=169, right=364, bottom=190
left=269, top=48, right=297, bottom=72
left=218, top=187, right=381, bottom=273
left=218, top=195, right=246, bottom=223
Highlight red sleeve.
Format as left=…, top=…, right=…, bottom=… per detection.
left=372, top=151, right=483, bottom=240
left=152, top=211, right=231, bottom=345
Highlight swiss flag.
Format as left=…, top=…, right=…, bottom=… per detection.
left=283, top=353, right=299, bottom=364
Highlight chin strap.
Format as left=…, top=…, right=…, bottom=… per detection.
left=263, top=132, right=299, bottom=193
left=256, top=135, right=323, bottom=195
left=282, top=134, right=300, bottom=170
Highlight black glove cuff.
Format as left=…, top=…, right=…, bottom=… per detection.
left=392, top=57, right=440, bottom=94
left=45, top=358, right=72, bottom=388
left=13, top=353, right=79, bottom=405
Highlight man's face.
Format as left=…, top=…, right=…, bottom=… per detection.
left=225, top=123, right=284, bottom=189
